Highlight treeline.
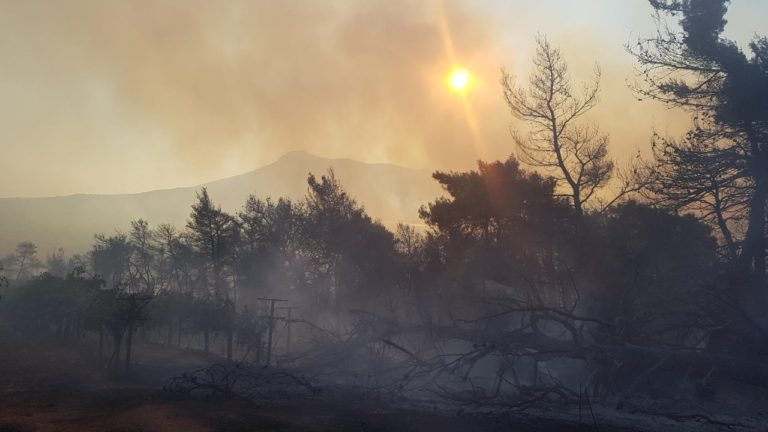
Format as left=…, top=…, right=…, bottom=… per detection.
left=0, top=158, right=743, bottom=379
left=0, top=170, right=408, bottom=369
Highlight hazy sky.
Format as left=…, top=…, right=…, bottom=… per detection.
left=1, top=0, right=766, bottom=197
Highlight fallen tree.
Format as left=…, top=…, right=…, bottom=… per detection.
left=165, top=363, right=320, bottom=404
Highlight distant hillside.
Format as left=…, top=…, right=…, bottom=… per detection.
left=0, top=151, right=442, bottom=254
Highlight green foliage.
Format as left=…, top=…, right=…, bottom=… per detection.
left=190, top=295, right=234, bottom=333
left=1, top=269, right=103, bottom=331
left=236, top=197, right=305, bottom=304
left=1, top=241, right=44, bottom=281
left=303, top=169, right=400, bottom=308
left=187, top=188, right=238, bottom=297
left=91, top=233, right=132, bottom=289
left=578, top=201, right=719, bottom=341
left=634, top=0, right=768, bottom=293
left=0, top=152, right=737, bottom=364
left=419, top=157, right=572, bottom=294
left=421, top=157, right=567, bottom=238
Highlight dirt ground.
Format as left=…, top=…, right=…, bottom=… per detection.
left=0, top=328, right=570, bottom=432
left=0, top=386, right=573, bottom=432
left=2, top=327, right=755, bottom=432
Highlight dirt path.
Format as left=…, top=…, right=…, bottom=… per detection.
left=0, top=388, right=212, bottom=432
left=0, top=387, right=536, bottom=432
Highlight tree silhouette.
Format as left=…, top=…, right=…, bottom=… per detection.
left=2, top=241, right=44, bottom=281
left=187, top=187, right=238, bottom=299
left=502, top=35, right=613, bottom=217
left=303, top=169, right=398, bottom=311
left=45, top=248, right=68, bottom=277
left=236, top=196, right=305, bottom=306
left=420, top=156, right=571, bottom=297
left=631, top=0, right=768, bottom=292
left=91, top=233, right=132, bottom=290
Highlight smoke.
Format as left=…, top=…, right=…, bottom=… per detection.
left=0, top=1, right=496, bottom=194
left=2, top=0, right=761, bottom=197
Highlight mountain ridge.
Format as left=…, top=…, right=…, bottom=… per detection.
left=0, top=151, right=442, bottom=254
left=0, top=151, right=431, bottom=200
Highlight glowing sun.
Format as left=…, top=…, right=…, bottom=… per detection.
left=448, top=68, right=471, bottom=93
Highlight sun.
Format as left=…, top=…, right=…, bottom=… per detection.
left=448, top=68, right=471, bottom=93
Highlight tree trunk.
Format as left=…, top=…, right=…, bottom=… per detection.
left=98, top=326, right=104, bottom=360
left=125, top=324, right=134, bottom=375
left=712, top=186, right=738, bottom=261
left=15, top=256, right=26, bottom=281
left=226, top=330, right=233, bottom=361
left=739, top=172, right=768, bottom=335
left=572, top=187, right=583, bottom=219
left=394, top=321, right=768, bottom=390
left=742, top=125, right=767, bottom=292
left=256, top=332, right=263, bottom=366
left=740, top=184, right=766, bottom=291
left=166, top=322, right=173, bottom=347
left=110, top=332, right=122, bottom=372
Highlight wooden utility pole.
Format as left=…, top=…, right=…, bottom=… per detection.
left=257, top=297, right=287, bottom=366
left=277, top=306, right=300, bottom=355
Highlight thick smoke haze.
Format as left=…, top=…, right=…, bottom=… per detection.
left=2, top=2, right=768, bottom=431
left=0, top=0, right=765, bottom=197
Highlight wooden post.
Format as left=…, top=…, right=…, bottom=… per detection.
left=277, top=306, right=300, bottom=355
left=266, top=301, right=276, bottom=366
left=255, top=330, right=263, bottom=365
left=257, top=297, right=287, bottom=366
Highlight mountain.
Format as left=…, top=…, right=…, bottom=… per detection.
left=0, top=151, right=443, bottom=254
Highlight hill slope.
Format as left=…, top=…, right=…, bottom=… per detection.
left=0, top=151, right=442, bottom=254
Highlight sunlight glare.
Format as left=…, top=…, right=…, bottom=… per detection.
left=448, top=68, right=471, bottom=93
